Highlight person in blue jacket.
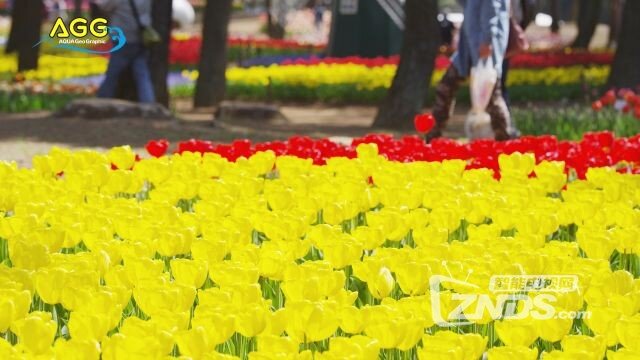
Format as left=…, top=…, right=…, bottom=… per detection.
left=426, top=0, right=515, bottom=141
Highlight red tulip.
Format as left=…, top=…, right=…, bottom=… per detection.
left=414, top=113, right=436, bottom=133
left=601, top=90, right=616, bottom=105
left=145, top=139, right=170, bottom=157
left=591, top=100, right=603, bottom=111
left=583, top=131, right=614, bottom=148
left=634, top=106, right=640, bottom=120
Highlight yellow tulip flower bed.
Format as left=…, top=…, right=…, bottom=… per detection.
left=222, top=64, right=610, bottom=89
left=0, top=144, right=639, bottom=359
left=0, top=55, right=108, bottom=82
left=171, top=63, right=610, bottom=103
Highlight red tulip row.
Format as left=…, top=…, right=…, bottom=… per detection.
left=227, top=37, right=325, bottom=49
left=145, top=131, right=640, bottom=179
left=169, top=36, right=325, bottom=66
left=508, top=50, right=613, bottom=68
left=278, top=51, right=613, bottom=70
left=168, top=34, right=612, bottom=69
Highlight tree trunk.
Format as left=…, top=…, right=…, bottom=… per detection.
left=6, top=0, right=43, bottom=72
left=372, top=0, right=439, bottom=130
left=608, top=0, right=622, bottom=48
left=149, top=0, right=173, bottom=106
left=572, top=0, right=602, bottom=49
left=608, top=0, right=640, bottom=89
left=550, top=0, right=560, bottom=33
left=265, top=0, right=285, bottom=39
left=74, top=0, right=83, bottom=17
left=194, top=0, right=233, bottom=108
left=266, top=0, right=273, bottom=36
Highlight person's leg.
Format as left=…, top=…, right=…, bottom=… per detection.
left=502, top=58, right=511, bottom=108
left=486, top=80, right=514, bottom=141
left=426, top=65, right=463, bottom=142
left=131, top=45, right=156, bottom=103
left=97, top=46, right=133, bottom=99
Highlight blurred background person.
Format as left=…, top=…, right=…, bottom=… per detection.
left=502, top=0, right=535, bottom=107
left=313, top=0, right=325, bottom=32
left=93, top=0, right=156, bottom=103
left=426, top=0, right=514, bottom=141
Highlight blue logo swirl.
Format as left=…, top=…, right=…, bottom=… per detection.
left=35, top=26, right=127, bottom=54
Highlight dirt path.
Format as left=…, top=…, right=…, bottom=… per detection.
left=0, top=105, right=466, bottom=166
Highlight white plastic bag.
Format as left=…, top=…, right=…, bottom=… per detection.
left=464, top=111, right=494, bottom=140
left=469, top=57, right=498, bottom=113
left=466, top=58, right=498, bottom=139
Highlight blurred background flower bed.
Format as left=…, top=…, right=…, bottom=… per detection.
left=0, top=45, right=616, bottom=114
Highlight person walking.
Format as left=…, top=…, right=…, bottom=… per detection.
left=502, top=0, right=534, bottom=107
left=425, top=0, right=515, bottom=141
left=313, top=0, right=325, bottom=32
left=94, top=0, right=155, bottom=103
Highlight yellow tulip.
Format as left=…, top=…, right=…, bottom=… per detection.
left=68, top=311, right=114, bottom=341
left=544, top=350, right=599, bottom=360
left=53, top=339, right=101, bottom=360
left=533, top=317, right=573, bottom=343
left=11, top=311, right=57, bottom=355
left=606, top=349, right=640, bottom=360
left=107, top=146, right=136, bottom=170
left=122, top=257, right=165, bottom=286
left=8, top=238, right=51, bottom=270
left=0, top=338, right=18, bottom=358
left=320, top=335, right=380, bottom=360
left=418, top=346, right=464, bottom=360
left=235, top=303, right=269, bottom=337
left=175, top=326, right=215, bottom=359
left=203, top=352, right=243, bottom=360
left=422, top=331, right=487, bottom=360
left=104, top=317, right=174, bottom=358
left=495, top=318, right=538, bottom=347
left=499, top=152, right=536, bottom=178
left=585, top=306, right=621, bottom=346
left=616, top=315, right=640, bottom=352
left=284, top=300, right=339, bottom=343
left=209, top=261, right=259, bottom=287
left=255, top=334, right=299, bottom=355
left=561, top=335, right=606, bottom=360
left=135, top=282, right=196, bottom=317
left=191, top=310, right=236, bottom=346
left=486, top=345, right=538, bottom=360
left=171, top=258, right=208, bottom=288
left=351, top=226, right=386, bottom=250
left=0, top=289, right=31, bottom=332
left=146, top=310, right=187, bottom=336
left=338, top=306, right=364, bottom=334
left=320, top=234, right=363, bottom=269
left=370, top=266, right=395, bottom=299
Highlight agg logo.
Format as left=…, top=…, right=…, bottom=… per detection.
left=50, top=17, right=109, bottom=39
left=36, top=17, right=126, bottom=54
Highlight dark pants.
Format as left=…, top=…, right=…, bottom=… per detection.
left=97, top=43, right=155, bottom=103
left=428, top=65, right=512, bottom=141
left=502, top=59, right=511, bottom=107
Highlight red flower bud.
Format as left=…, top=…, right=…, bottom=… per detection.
left=414, top=113, right=436, bottom=133
left=591, top=100, right=603, bottom=112
left=145, top=139, right=170, bottom=157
